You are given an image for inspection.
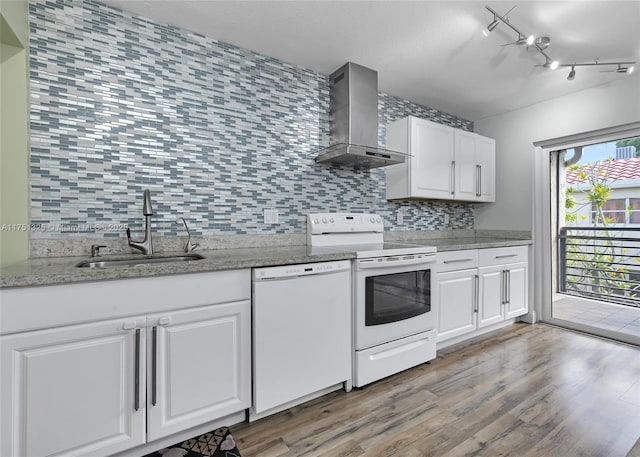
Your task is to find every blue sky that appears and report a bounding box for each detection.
[569,142,619,165]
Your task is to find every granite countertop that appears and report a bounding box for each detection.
[0,236,531,289]
[408,237,532,251]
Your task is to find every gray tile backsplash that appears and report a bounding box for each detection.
[28,0,474,241]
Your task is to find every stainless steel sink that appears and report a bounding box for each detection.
[76,253,205,268]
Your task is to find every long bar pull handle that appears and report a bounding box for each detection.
[476,165,481,197]
[451,161,456,195]
[501,270,507,305]
[474,274,479,313]
[444,258,474,264]
[507,270,511,304]
[495,254,518,259]
[477,165,482,197]
[152,326,158,407]
[134,328,140,411]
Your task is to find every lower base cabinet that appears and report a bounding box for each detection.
[0,317,147,457]
[0,270,250,457]
[436,246,529,343]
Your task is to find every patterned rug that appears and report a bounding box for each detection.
[144,427,241,457]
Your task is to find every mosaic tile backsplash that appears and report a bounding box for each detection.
[28,0,474,239]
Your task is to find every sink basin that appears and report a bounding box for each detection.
[76,253,205,268]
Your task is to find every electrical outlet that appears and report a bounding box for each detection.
[443,214,450,226]
[263,209,279,224]
[397,211,404,225]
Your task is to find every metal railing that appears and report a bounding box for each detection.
[559,226,640,308]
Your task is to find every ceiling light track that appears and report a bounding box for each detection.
[482,4,636,81]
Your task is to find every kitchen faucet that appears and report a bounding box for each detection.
[126,189,154,255]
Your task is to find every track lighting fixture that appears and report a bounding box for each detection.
[482,16,500,37]
[483,4,636,80]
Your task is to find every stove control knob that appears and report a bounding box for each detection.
[322,218,328,224]
[313,218,319,224]
[376,217,381,223]
[329,218,334,223]
[370,217,376,223]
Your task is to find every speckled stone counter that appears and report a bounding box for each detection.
[0,245,355,289]
[1,234,532,289]
[404,237,532,252]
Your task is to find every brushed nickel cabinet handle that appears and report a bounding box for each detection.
[134,328,140,411]
[444,258,474,264]
[474,274,479,313]
[152,326,158,407]
[451,161,456,195]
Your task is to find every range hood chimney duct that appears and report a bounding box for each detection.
[315,62,407,169]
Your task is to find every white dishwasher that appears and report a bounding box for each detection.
[250,260,352,421]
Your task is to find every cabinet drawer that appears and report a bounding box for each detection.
[478,246,528,267]
[437,250,478,272]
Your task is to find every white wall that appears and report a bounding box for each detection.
[474,76,640,231]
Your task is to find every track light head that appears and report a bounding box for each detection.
[482,17,500,37]
[515,34,535,46]
[535,36,551,49]
[567,66,576,80]
[544,60,559,70]
[616,64,629,73]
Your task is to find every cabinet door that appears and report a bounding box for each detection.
[411,118,455,199]
[504,262,529,319]
[478,265,505,328]
[476,135,496,202]
[454,129,478,201]
[0,317,146,457]
[147,301,251,441]
[436,269,477,342]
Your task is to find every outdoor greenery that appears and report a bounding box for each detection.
[563,159,639,304]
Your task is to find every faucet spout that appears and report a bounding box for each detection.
[127,190,154,255]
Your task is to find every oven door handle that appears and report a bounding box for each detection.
[357,256,436,270]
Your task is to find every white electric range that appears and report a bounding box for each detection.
[308,213,437,387]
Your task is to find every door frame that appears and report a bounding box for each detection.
[532,122,640,345]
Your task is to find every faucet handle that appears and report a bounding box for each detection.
[176,217,198,253]
[91,244,107,257]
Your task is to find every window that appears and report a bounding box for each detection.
[592,198,640,225]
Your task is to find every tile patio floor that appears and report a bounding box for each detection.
[553,294,640,338]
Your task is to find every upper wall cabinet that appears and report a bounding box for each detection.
[386,116,495,202]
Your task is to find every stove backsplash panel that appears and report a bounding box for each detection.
[28,0,474,239]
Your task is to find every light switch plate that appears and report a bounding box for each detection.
[263,209,279,224]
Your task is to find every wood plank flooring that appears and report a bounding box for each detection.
[232,323,640,457]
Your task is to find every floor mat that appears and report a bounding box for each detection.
[144,427,241,457]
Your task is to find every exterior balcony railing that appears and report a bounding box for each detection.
[559,226,640,308]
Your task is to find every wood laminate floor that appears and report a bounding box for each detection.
[232,323,640,457]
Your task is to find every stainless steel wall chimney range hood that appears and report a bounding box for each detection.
[315,62,407,169]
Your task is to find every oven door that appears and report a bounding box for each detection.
[354,256,436,350]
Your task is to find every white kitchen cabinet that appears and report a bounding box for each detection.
[386,116,495,202]
[147,301,250,441]
[436,268,478,342]
[0,316,147,457]
[504,262,528,319]
[454,129,495,202]
[478,265,506,328]
[0,270,251,457]
[436,246,529,345]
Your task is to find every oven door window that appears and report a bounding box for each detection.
[365,270,431,326]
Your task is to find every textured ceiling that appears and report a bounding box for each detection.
[100,1,640,122]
